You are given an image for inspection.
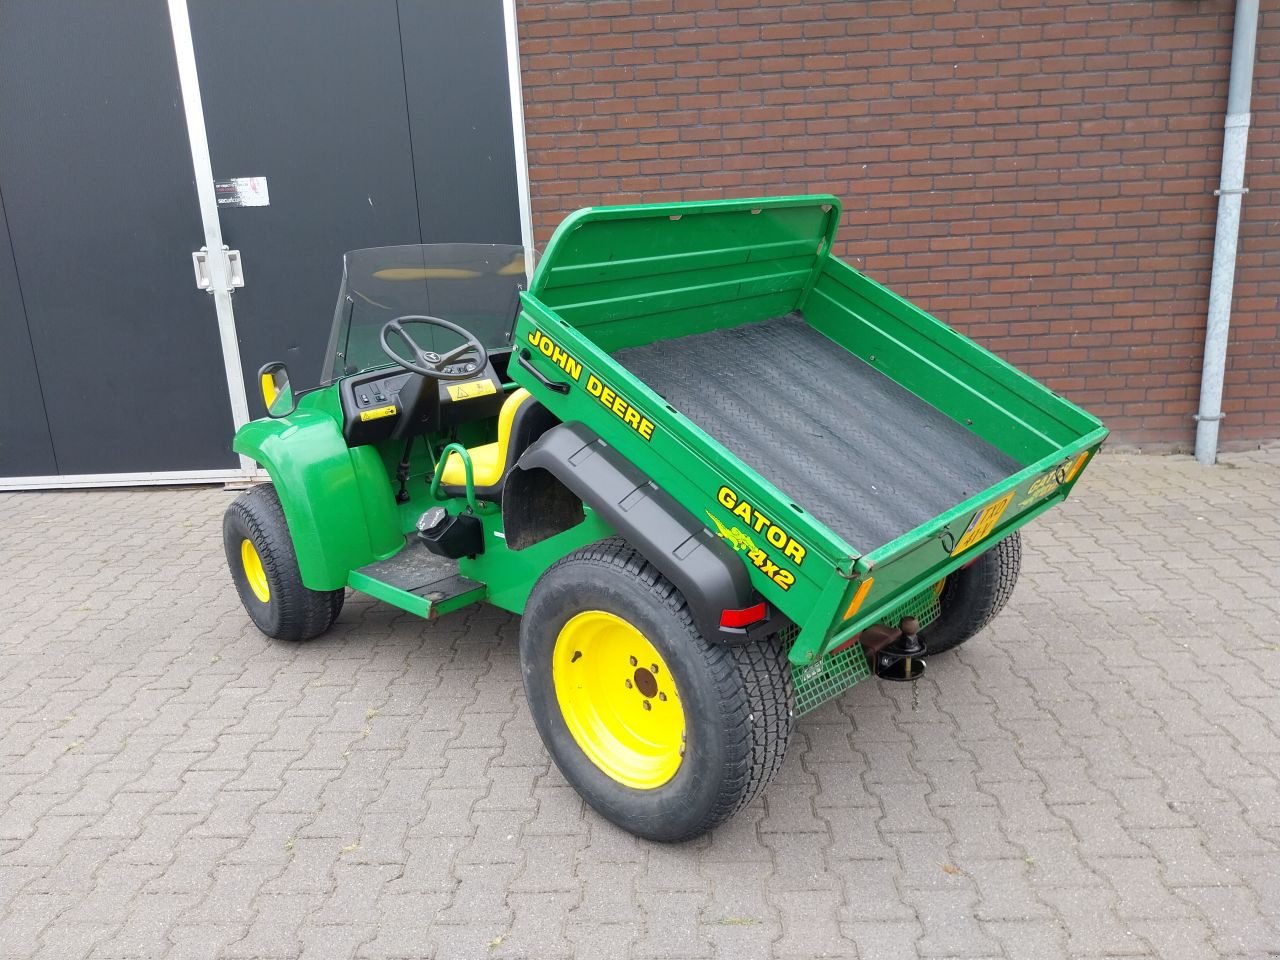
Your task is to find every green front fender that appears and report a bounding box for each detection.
[233,410,403,590]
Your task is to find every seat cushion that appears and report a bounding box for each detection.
[438,389,553,496]
[441,442,502,487]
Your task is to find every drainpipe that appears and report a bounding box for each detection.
[1194,0,1260,465]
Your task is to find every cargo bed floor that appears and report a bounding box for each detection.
[613,314,1024,551]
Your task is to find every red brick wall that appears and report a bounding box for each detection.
[516,0,1278,451]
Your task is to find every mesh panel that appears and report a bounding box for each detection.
[793,638,871,715]
[788,582,943,716]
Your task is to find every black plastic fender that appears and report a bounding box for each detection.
[513,422,775,644]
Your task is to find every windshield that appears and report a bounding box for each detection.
[322,243,526,384]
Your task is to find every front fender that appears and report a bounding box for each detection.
[233,411,402,590]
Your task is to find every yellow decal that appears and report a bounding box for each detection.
[705,511,757,554]
[373,267,481,281]
[359,404,398,422]
[1018,451,1091,507]
[446,379,497,401]
[716,486,806,565]
[525,327,655,442]
[526,329,584,381]
[951,491,1015,556]
[746,547,795,591]
[1064,450,1090,483]
[706,506,798,593]
[1026,466,1068,501]
[585,374,655,441]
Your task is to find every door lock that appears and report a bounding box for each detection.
[192,246,245,292]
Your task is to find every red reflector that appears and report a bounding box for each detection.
[720,602,767,629]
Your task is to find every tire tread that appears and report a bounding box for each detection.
[529,537,793,840]
[224,484,344,642]
[922,530,1022,655]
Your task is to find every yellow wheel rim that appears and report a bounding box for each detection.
[552,610,684,790]
[240,538,270,603]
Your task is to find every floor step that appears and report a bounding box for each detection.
[349,538,485,616]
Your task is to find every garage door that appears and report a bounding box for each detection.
[0,0,527,485]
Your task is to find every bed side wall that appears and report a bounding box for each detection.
[805,258,1104,465]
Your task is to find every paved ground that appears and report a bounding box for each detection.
[1,449,1277,960]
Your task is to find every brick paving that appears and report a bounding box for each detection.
[1,449,1277,959]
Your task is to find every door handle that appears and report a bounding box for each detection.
[192,246,245,293]
[517,349,570,394]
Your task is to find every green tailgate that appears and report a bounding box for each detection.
[515,196,1106,667]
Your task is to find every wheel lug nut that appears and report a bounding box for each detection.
[642,700,651,711]
[625,680,633,689]
[651,664,659,674]
[658,692,667,702]
[629,656,637,666]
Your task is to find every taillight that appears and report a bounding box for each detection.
[720,602,767,629]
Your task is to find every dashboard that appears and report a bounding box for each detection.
[339,361,506,446]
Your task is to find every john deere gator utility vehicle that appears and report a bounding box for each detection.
[224,196,1107,841]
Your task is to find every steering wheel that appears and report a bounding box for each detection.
[379,315,489,381]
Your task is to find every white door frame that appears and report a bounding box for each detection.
[0,468,250,491]
[503,0,536,280]
[167,0,255,478]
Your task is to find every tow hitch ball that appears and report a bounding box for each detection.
[873,617,926,682]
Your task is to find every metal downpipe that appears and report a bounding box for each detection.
[1194,0,1260,465]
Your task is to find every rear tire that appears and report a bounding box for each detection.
[921,530,1021,656]
[223,484,345,641]
[520,538,792,842]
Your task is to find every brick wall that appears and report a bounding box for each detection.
[516,0,1278,451]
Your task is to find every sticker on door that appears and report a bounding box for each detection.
[214,176,270,207]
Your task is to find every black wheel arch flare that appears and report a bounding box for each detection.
[509,422,777,644]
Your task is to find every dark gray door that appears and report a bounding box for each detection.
[191,0,521,415]
[0,0,238,477]
[0,190,56,477]
[400,0,522,243]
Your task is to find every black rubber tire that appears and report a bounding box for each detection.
[520,538,793,842]
[223,484,345,642]
[921,530,1022,656]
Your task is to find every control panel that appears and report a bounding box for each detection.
[350,372,413,417]
[339,363,506,447]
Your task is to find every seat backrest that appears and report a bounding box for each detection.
[499,390,559,480]
[491,389,532,469]
[456,388,557,496]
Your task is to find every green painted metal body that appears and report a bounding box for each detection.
[232,388,403,590]
[231,195,1105,666]
[232,371,615,616]
[512,195,1107,667]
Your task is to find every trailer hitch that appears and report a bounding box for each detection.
[868,617,927,682]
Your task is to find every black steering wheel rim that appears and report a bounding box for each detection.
[379,314,489,381]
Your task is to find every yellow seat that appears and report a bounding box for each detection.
[440,389,532,489]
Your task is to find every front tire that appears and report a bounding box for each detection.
[223,484,344,641]
[520,539,792,842]
[921,530,1022,656]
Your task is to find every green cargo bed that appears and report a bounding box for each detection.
[513,195,1107,673]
